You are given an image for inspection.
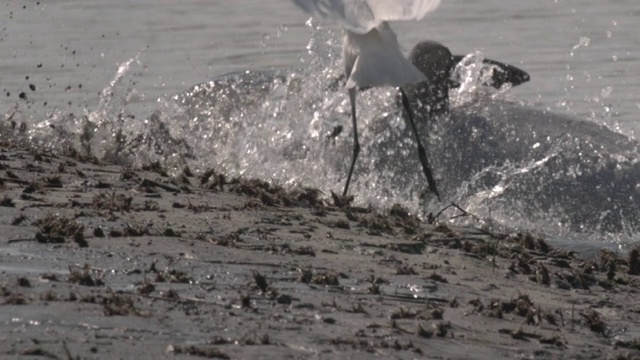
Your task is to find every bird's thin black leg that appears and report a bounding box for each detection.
[343,87,360,197]
[400,88,441,201]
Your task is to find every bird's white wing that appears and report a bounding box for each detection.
[291,0,440,33]
[367,0,441,22]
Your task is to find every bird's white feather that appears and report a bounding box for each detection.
[291,0,440,33]
[344,23,426,88]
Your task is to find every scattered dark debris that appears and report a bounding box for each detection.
[239,293,252,309]
[122,223,150,237]
[468,298,484,313]
[276,294,293,305]
[350,302,367,314]
[510,255,533,275]
[168,344,230,359]
[487,299,503,319]
[417,323,433,338]
[252,271,269,293]
[227,177,324,209]
[329,337,420,354]
[240,333,276,346]
[515,294,535,317]
[136,279,156,295]
[103,293,141,316]
[449,298,460,308]
[41,273,59,282]
[40,290,58,302]
[429,307,445,320]
[323,317,337,324]
[359,212,394,236]
[433,223,455,237]
[163,228,179,237]
[5,169,19,179]
[330,191,354,208]
[200,168,226,191]
[0,196,15,207]
[291,187,324,208]
[11,213,27,225]
[526,306,542,326]
[298,269,340,286]
[142,161,168,177]
[386,242,426,255]
[499,327,541,341]
[535,263,551,285]
[558,269,595,290]
[20,348,59,358]
[140,178,179,193]
[517,233,536,250]
[537,238,552,253]
[109,229,123,237]
[172,201,186,209]
[161,288,180,300]
[614,338,640,351]
[17,276,31,287]
[391,306,444,321]
[44,175,63,188]
[231,178,276,198]
[292,245,316,257]
[544,312,558,326]
[4,293,28,305]
[333,219,350,229]
[426,272,448,283]
[93,227,105,238]
[581,309,607,337]
[396,264,418,275]
[154,268,192,284]
[93,191,132,212]
[600,249,619,280]
[391,307,419,320]
[25,163,45,172]
[389,203,421,234]
[95,181,112,189]
[212,232,241,247]
[22,181,45,194]
[67,264,104,287]
[120,167,139,182]
[34,213,86,247]
[433,321,451,337]
[367,282,381,295]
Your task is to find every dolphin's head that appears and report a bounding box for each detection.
[410,40,453,84]
[405,41,454,117]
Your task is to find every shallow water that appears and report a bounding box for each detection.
[1,1,639,248]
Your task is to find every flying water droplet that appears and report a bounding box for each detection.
[601,86,613,98]
[570,36,590,57]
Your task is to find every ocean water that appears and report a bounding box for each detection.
[1,1,639,248]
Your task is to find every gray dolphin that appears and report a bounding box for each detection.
[164,41,638,233]
[402,41,638,233]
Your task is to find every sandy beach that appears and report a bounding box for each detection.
[0,143,638,359]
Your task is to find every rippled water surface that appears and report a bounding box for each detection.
[1,0,639,248]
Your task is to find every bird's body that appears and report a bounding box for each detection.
[343,23,426,88]
[291,0,442,198]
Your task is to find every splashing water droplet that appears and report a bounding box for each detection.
[570,36,590,57]
[601,86,613,98]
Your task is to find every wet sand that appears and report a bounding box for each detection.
[1,144,639,359]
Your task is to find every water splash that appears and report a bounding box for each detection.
[8,24,639,247]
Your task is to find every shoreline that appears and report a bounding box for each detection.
[1,145,639,359]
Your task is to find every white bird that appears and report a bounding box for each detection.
[291,0,442,200]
